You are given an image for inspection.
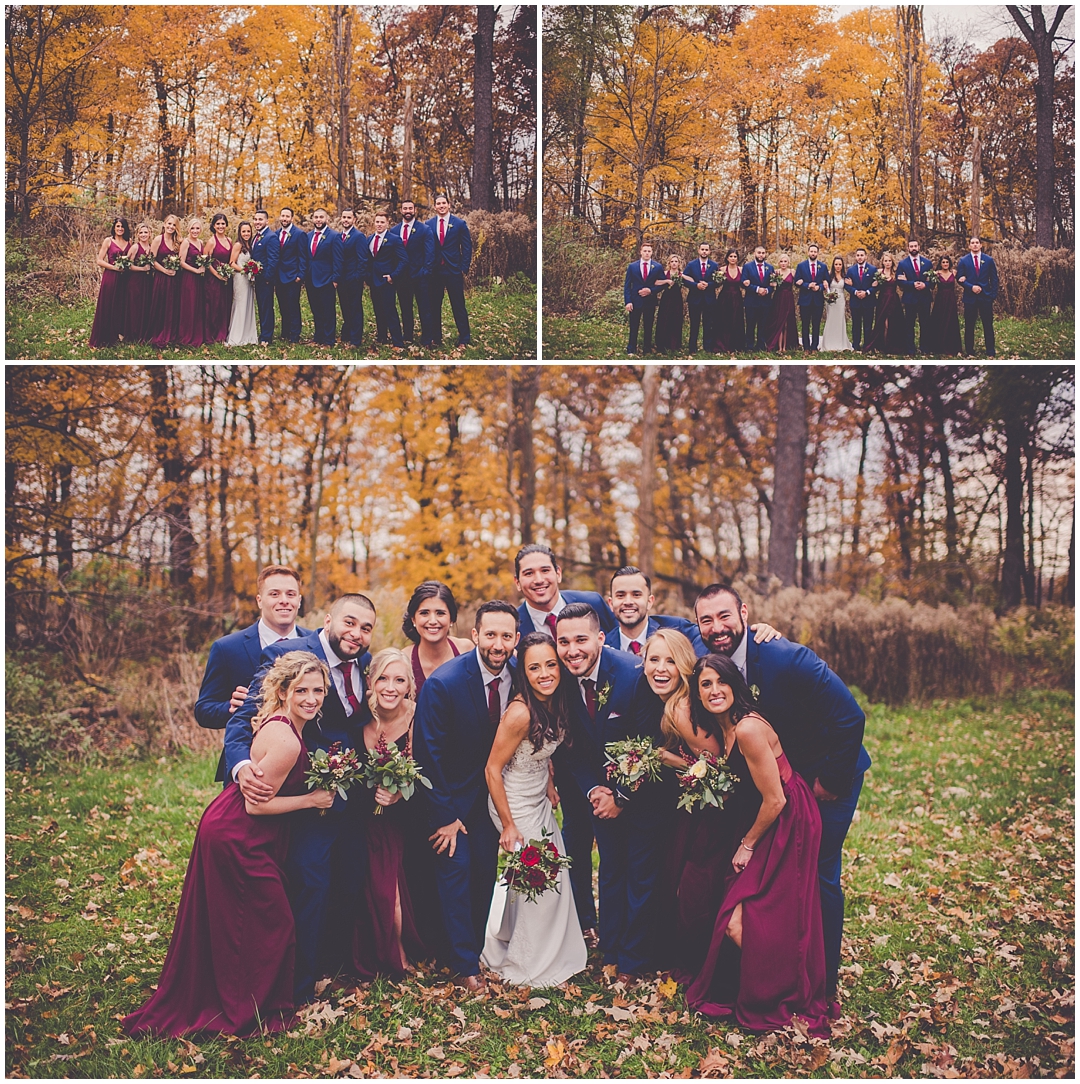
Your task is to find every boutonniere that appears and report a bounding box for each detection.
[750,684,761,701]
[597,682,613,711]
[363,665,371,681]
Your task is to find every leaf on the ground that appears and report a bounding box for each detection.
[425,1044,445,1060]
[657,977,678,999]
[883,871,903,888]
[699,1047,730,1077]
[527,997,550,1010]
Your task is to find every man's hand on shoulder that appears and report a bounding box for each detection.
[229,685,249,713]
[749,622,782,645]
[238,763,274,803]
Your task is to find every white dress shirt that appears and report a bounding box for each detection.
[618,627,648,654]
[731,628,749,683]
[476,647,512,717]
[257,619,301,651]
[525,593,567,636]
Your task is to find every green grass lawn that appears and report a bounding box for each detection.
[542,311,1075,361]
[5,690,1073,1078]
[7,281,537,361]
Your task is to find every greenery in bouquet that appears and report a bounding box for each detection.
[675,748,740,813]
[161,253,182,272]
[360,735,432,814]
[500,827,573,903]
[113,254,131,272]
[604,737,663,801]
[304,741,363,816]
[213,260,235,278]
[244,259,263,280]
[923,268,939,286]
[132,252,153,268]
[824,288,839,304]
[193,253,212,269]
[872,269,887,287]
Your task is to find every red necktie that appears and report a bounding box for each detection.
[374,235,381,255]
[701,261,706,276]
[975,255,980,275]
[582,678,597,721]
[913,256,919,274]
[439,219,446,246]
[859,265,864,282]
[758,263,764,282]
[641,261,647,281]
[403,224,409,246]
[339,661,362,717]
[487,677,501,727]
[280,229,286,245]
[811,262,816,280]
[312,230,320,255]
[545,613,557,638]
[629,641,641,656]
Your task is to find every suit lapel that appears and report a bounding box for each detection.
[744,636,761,689]
[464,651,489,731]
[243,623,261,670]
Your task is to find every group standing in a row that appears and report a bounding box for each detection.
[87,196,473,353]
[625,235,998,358]
[124,546,869,1043]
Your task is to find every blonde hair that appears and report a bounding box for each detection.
[881,250,896,270]
[252,650,330,732]
[162,215,180,241]
[187,217,204,232]
[642,628,698,747]
[667,254,682,270]
[366,647,416,714]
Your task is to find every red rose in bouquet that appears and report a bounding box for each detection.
[501,829,573,903]
[520,845,542,867]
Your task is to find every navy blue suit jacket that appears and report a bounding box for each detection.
[744,635,870,799]
[794,259,828,306]
[642,613,705,653]
[896,255,934,305]
[517,591,619,640]
[195,622,263,733]
[392,220,435,278]
[623,259,664,308]
[413,650,514,827]
[275,225,308,285]
[433,215,472,276]
[305,227,343,289]
[340,229,368,283]
[845,263,877,306]
[368,232,408,287]
[250,228,280,283]
[682,258,719,306]
[741,261,774,307]
[956,253,999,302]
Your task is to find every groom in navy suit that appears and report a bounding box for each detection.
[844,247,877,351]
[275,207,308,343]
[741,245,774,350]
[896,238,934,354]
[956,236,998,358]
[694,584,869,1007]
[413,600,518,992]
[623,242,664,355]
[555,603,662,982]
[250,209,280,343]
[195,565,305,782]
[305,208,342,345]
[794,244,827,351]
[226,594,376,1002]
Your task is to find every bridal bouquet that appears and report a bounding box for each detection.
[675,749,739,813]
[305,741,363,816]
[824,288,839,304]
[604,737,663,802]
[113,254,132,272]
[501,828,572,903]
[161,253,181,273]
[243,259,263,281]
[132,252,153,268]
[360,735,432,814]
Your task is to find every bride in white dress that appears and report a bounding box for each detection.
[226,221,259,346]
[820,255,852,352]
[482,633,587,988]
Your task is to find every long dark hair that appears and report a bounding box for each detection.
[210,212,228,232]
[402,580,459,644]
[237,221,253,255]
[689,653,758,738]
[725,247,739,264]
[512,632,573,752]
[112,217,131,242]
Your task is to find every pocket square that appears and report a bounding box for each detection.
[607,712,621,719]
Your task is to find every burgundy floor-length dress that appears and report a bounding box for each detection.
[686,723,830,1037]
[123,716,306,1037]
[409,639,461,699]
[352,729,435,978]
[150,240,182,347]
[203,235,234,343]
[713,269,745,352]
[654,280,684,353]
[863,278,906,354]
[765,274,798,352]
[88,240,127,348]
[123,243,155,344]
[176,240,207,347]
[927,275,962,356]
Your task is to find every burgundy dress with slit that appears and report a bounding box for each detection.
[765,273,798,352]
[203,235,234,343]
[176,240,206,347]
[927,274,962,356]
[150,239,182,347]
[686,720,830,1037]
[124,243,154,343]
[123,716,305,1037]
[88,240,127,348]
[713,268,745,352]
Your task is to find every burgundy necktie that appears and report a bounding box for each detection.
[374,235,381,255]
[582,678,597,720]
[701,261,706,276]
[280,229,286,245]
[859,265,864,282]
[439,219,446,246]
[975,255,980,275]
[403,223,409,246]
[339,661,362,717]
[487,677,501,727]
[641,261,647,281]
[629,641,641,656]
[312,230,321,255]
[758,262,765,283]
[545,613,557,638]
[811,262,816,280]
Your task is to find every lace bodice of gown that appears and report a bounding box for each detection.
[493,736,561,836]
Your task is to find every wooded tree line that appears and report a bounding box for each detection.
[7,364,1072,665]
[6,5,536,224]
[543,5,1073,253]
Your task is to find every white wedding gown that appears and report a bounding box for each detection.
[482,736,587,987]
[226,251,259,346]
[820,277,852,351]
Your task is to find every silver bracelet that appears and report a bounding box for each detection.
[739,839,754,851]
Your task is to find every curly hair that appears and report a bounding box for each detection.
[366,647,416,714]
[252,650,330,732]
[511,632,573,752]
[642,627,698,748]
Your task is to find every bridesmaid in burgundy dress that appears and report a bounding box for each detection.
[684,653,830,1037]
[713,248,745,352]
[863,252,906,354]
[353,648,433,978]
[203,213,234,343]
[124,651,335,1037]
[403,580,472,697]
[150,215,183,347]
[653,254,685,354]
[927,255,962,356]
[88,217,131,348]
[765,254,798,352]
[123,224,155,344]
[176,218,207,347]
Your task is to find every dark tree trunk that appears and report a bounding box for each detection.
[998,412,1025,613]
[1066,510,1075,606]
[510,367,541,543]
[768,366,807,586]
[736,108,757,248]
[472,6,497,210]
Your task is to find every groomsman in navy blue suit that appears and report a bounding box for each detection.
[512,543,618,946]
[195,565,305,782]
[413,600,519,992]
[682,243,719,353]
[227,594,375,1002]
[844,247,877,351]
[623,242,664,355]
[337,209,367,347]
[605,565,702,656]
[275,207,308,343]
[367,211,407,348]
[741,245,774,350]
[694,583,869,1008]
[392,200,436,346]
[956,236,998,357]
[305,208,342,345]
[430,194,473,347]
[794,244,827,351]
[555,603,661,982]
[896,238,935,354]
[250,209,280,343]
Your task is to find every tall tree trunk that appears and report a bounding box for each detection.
[926,382,961,594]
[896,5,924,236]
[998,410,1025,612]
[1024,440,1037,604]
[510,367,541,543]
[768,366,807,586]
[1066,508,1075,607]
[736,108,757,248]
[402,83,414,202]
[472,6,497,210]
[850,414,871,590]
[638,366,660,581]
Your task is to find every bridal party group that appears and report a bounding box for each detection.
[624,235,1000,358]
[87,197,473,353]
[123,547,869,1043]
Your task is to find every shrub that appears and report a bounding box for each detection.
[542,221,627,316]
[463,211,536,284]
[5,657,96,770]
